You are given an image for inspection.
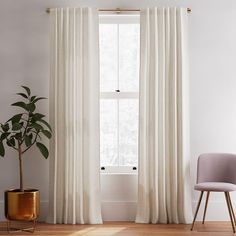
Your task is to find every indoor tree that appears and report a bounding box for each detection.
[0,86,52,192]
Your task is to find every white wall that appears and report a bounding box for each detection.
[1,0,236,222]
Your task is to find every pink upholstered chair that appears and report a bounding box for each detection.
[191,153,236,233]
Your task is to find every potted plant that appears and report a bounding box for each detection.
[0,86,52,231]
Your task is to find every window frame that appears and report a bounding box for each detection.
[99,14,140,174]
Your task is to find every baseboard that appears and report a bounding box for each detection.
[0,200,48,222]
[0,199,233,222]
[103,200,235,221]
[193,199,232,221]
[0,200,137,222]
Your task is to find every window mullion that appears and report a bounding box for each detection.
[100,92,139,99]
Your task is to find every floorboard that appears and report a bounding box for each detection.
[0,221,235,235]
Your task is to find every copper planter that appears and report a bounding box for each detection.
[5,189,39,221]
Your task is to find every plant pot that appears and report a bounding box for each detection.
[5,189,39,221]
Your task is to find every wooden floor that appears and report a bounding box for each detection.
[0,221,235,235]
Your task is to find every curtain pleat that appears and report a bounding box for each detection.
[136,7,192,224]
[47,7,102,224]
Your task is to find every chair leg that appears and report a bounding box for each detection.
[227,192,236,225]
[202,191,210,224]
[191,191,204,231]
[225,192,235,233]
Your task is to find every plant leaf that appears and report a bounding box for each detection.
[21,86,31,96]
[38,119,52,132]
[31,113,45,121]
[11,102,28,111]
[36,142,49,159]
[25,135,32,147]
[0,141,5,156]
[27,103,36,113]
[6,140,11,147]
[32,97,46,103]
[30,96,36,102]
[7,113,23,124]
[12,123,23,131]
[7,138,15,147]
[10,138,16,146]
[1,132,10,140]
[41,130,52,139]
[15,132,22,139]
[16,93,28,99]
[1,123,9,132]
[29,123,44,131]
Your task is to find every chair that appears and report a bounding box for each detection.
[191,153,236,233]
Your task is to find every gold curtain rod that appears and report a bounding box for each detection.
[46,7,192,14]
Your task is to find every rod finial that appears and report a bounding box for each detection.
[115,8,122,14]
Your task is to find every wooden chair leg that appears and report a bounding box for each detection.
[202,191,210,224]
[191,191,204,231]
[225,192,235,233]
[227,192,236,225]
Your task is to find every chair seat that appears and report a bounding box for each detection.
[194,182,236,192]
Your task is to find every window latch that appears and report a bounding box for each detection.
[101,167,105,170]
[115,89,120,92]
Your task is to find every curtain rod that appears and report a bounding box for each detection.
[46,7,192,14]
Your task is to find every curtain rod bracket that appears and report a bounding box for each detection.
[115,8,121,14]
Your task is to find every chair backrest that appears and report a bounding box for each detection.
[197,153,236,184]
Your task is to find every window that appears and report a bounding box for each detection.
[99,15,140,173]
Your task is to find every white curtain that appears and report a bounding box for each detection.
[136,7,192,224]
[47,8,102,224]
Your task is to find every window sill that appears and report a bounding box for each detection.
[100,172,138,175]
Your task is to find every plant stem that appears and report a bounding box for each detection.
[18,140,23,192]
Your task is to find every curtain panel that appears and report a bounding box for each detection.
[136,7,192,224]
[47,8,102,224]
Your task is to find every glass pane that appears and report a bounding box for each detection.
[119,24,140,92]
[99,24,118,92]
[119,99,139,166]
[100,100,118,166]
